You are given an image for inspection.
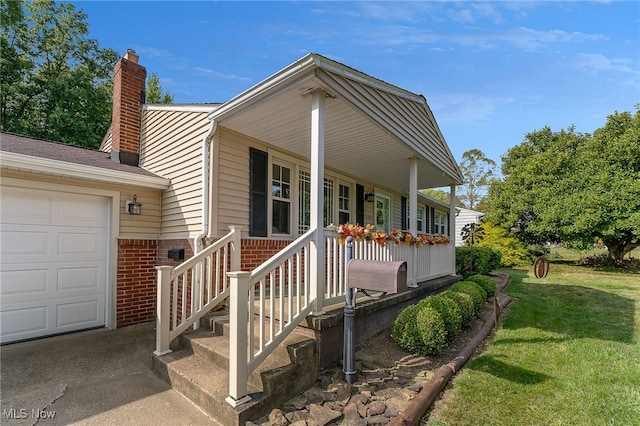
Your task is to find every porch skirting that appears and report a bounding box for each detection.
[301,274,461,369]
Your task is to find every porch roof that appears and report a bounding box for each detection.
[209,53,463,192]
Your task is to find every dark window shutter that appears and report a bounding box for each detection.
[401,196,407,230]
[431,207,436,234]
[356,184,364,225]
[249,148,268,237]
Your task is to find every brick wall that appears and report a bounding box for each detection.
[116,238,194,327]
[116,239,158,327]
[241,239,292,270]
[116,238,290,327]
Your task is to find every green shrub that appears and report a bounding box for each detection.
[466,275,497,298]
[441,290,475,328]
[455,246,502,277]
[416,304,447,355]
[449,280,487,314]
[419,293,462,340]
[476,223,533,267]
[487,249,502,272]
[392,304,422,352]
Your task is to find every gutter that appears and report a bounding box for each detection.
[194,119,217,254]
[0,152,170,189]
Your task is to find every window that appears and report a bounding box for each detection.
[324,178,334,227]
[298,173,338,234]
[298,170,311,234]
[375,194,390,232]
[417,206,425,233]
[434,211,448,235]
[250,148,353,237]
[339,184,350,225]
[404,200,425,233]
[272,163,291,234]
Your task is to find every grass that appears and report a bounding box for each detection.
[424,260,640,425]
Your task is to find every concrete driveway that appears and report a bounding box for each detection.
[1,322,219,425]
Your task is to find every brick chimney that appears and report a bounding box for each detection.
[111,49,146,165]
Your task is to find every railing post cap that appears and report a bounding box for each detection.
[226,270,251,278]
[155,265,173,271]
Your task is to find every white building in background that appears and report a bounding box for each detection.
[455,207,485,246]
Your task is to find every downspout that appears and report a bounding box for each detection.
[194,118,217,254]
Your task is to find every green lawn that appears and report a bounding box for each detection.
[424,261,640,425]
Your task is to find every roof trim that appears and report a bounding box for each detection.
[1,151,170,189]
[208,52,464,185]
[209,54,318,122]
[144,104,220,113]
[418,192,451,209]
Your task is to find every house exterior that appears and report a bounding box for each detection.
[455,207,486,246]
[0,50,463,348]
[0,132,169,343]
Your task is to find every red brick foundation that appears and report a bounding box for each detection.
[116,238,291,327]
[241,239,292,270]
[116,238,194,327]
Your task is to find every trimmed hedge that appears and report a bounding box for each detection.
[456,246,502,278]
[466,274,497,298]
[392,277,496,356]
[449,280,487,314]
[416,305,447,355]
[392,304,423,352]
[441,290,475,328]
[418,293,462,340]
[392,301,448,355]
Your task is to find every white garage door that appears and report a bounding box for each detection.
[1,187,109,344]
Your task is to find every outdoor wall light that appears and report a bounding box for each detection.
[364,191,375,203]
[126,194,142,215]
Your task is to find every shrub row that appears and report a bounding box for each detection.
[392,276,496,355]
[456,246,501,278]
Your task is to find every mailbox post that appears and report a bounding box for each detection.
[342,237,357,383]
[342,237,408,383]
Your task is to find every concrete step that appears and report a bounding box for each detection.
[152,313,318,425]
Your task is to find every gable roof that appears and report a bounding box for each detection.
[1,132,168,188]
[209,53,463,190]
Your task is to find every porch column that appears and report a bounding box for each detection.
[408,157,418,287]
[310,90,325,314]
[449,184,456,274]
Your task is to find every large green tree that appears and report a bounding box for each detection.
[1,0,119,148]
[487,110,640,262]
[458,149,496,211]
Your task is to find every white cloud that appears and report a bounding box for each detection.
[574,53,635,74]
[193,67,252,82]
[428,93,515,124]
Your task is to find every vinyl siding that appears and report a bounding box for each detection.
[140,109,211,239]
[215,128,254,236]
[455,208,485,247]
[130,100,459,243]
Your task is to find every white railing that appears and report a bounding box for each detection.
[154,225,454,405]
[226,228,317,407]
[154,227,241,355]
[322,230,454,301]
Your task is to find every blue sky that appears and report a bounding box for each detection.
[73,1,639,168]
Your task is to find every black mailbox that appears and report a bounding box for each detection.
[346,259,407,294]
[168,248,185,260]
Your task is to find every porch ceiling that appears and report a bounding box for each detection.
[211,54,463,193]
